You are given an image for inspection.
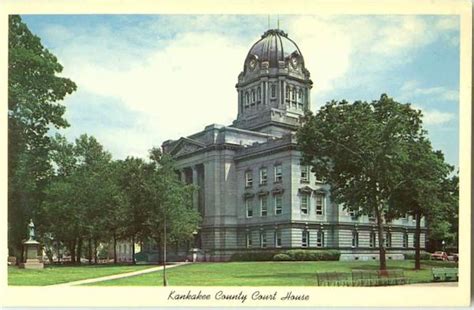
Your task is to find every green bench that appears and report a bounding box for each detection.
[432,267,458,282]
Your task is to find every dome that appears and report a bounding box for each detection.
[245,29,304,69]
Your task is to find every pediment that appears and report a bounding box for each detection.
[169,137,206,157]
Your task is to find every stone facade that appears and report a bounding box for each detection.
[159,29,426,261]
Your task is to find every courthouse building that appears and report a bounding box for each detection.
[158,29,425,261]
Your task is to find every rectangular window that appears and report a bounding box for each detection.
[385,232,392,248]
[246,232,252,248]
[274,230,282,248]
[246,199,253,218]
[300,165,309,183]
[260,196,268,217]
[274,195,283,215]
[315,174,323,183]
[316,230,324,247]
[300,194,309,215]
[315,194,325,215]
[245,171,253,187]
[368,213,376,222]
[403,233,408,248]
[274,164,282,182]
[352,231,359,248]
[271,84,276,97]
[302,231,309,247]
[369,232,376,248]
[260,231,267,248]
[259,168,267,185]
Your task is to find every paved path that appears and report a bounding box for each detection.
[48,262,188,287]
[400,281,458,287]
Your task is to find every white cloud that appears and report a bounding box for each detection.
[400,80,458,102]
[36,15,459,159]
[419,109,455,125]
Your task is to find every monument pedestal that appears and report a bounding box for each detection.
[19,240,44,269]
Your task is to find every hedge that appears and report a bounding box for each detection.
[230,249,340,262]
[404,252,431,260]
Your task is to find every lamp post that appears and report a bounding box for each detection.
[442,240,446,252]
[192,230,198,263]
[163,208,168,286]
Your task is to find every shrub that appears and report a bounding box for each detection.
[273,253,292,261]
[230,251,279,261]
[284,250,340,261]
[404,252,431,260]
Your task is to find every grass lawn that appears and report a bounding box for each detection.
[88,260,457,286]
[8,264,154,286]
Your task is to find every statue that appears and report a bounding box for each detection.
[28,219,35,241]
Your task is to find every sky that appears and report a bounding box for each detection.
[21,14,460,168]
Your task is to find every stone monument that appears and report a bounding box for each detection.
[19,219,44,269]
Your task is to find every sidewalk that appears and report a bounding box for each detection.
[48,262,188,287]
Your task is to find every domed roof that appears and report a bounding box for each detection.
[246,29,304,68]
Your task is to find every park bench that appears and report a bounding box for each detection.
[352,269,406,286]
[316,272,352,286]
[432,267,458,282]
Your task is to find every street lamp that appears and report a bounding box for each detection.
[442,240,446,252]
[192,230,198,263]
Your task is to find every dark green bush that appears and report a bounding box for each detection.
[404,252,431,260]
[273,253,292,261]
[285,249,340,261]
[230,251,279,261]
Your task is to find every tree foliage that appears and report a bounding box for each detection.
[8,15,77,257]
[297,94,426,270]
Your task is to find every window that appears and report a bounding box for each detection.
[403,232,408,248]
[285,86,290,99]
[260,231,267,248]
[245,92,249,105]
[246,199,253,218]
[315,194,325,215]
[316,230,324,247]
[271,84,276,97]
[292,87,296,101]
[368,213,376,222]
[369,231,376,248]
[385,232,392,248]
[257,88,261,100]
[274,164,282,183]
[274,195,282,215]
[252,90,255,103]
[300,194,309,215]
[259,168,267,185]
[315,174,323,183]
[274,230,282,248]
[260,196,268,217]
[245,170,253,187]
[302,231,309,247]
[402,213,409,220]
[246,232,252,248]
[298,89,303,99]
[300,165,309,183]
[352,231,359,248]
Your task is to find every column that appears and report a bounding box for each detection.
[192,165,199,210]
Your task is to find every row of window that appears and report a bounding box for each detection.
[245,230,412,248]
[246,195,283,217]
[352,231,410,248]
[242,84,305,109]
[245,230,325,248]
[245,165,282,187]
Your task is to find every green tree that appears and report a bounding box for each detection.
[297,94,424,271]
[145,148,201,263]
[387,138,454,269]
[8,15,76,259]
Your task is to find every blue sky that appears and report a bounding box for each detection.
[21,14,460,168]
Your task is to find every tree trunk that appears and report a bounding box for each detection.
[94,239,98,264]
[414,212,422,270]
[375,207,387,272]
[131,235,136,265]
[113,233,117,264]
[88,238,92,264]
[76,238,83,264]
[70,239,76,264]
